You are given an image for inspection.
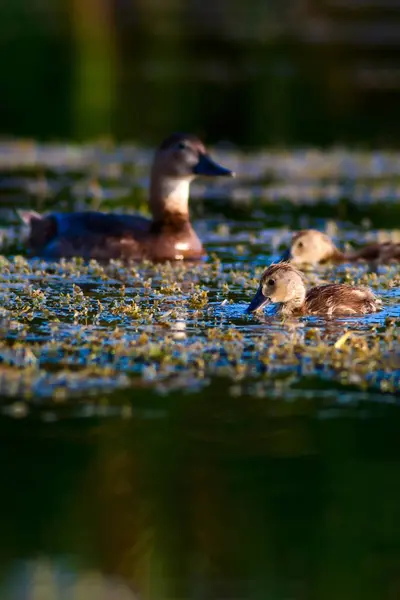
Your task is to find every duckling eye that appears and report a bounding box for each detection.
[268,278,275,286]
[177,141,187,150]
[297,241,303,249]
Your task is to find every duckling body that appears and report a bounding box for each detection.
[20,133,234,261]
[247,263,381,317]
[283,229,400,265]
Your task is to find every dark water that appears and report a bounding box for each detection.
[2,390,400,600]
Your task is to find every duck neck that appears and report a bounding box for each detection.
[327,247,346,263]
[149,175,193,230]
[279,289,307,316]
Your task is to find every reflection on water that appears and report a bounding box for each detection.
[1,390,400,600]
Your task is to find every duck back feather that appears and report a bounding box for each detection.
[304,284,381,316]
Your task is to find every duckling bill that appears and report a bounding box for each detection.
[19,133,234,261]
[282,229,400,265]
[247,286,271,313]
[247,263,382,317]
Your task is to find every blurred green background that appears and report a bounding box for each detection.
[3,0,400,146]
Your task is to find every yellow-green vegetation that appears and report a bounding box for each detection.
[0,142,400,416]
[0,253,397,416]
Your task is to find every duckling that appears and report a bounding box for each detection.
[247,263,381,317]
[281,229,400,265]
[19,133,234,261]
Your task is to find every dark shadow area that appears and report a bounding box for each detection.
[1,385,400,598]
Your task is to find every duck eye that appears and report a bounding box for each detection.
[268,278,275,286]
[177,141,187,150]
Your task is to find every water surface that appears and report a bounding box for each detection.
[0,143,399,599]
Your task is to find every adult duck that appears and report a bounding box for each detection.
[247,263,381,317]
[281,229,400,265]
[19,133,234,261]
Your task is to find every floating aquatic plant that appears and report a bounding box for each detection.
[0,142,399,417]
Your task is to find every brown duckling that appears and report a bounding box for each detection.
[282,229,400,265]
[247,263,382,317]
[19,133,234,261]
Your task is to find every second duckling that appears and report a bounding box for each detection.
[247,263,382,317]
[282,229,400,265]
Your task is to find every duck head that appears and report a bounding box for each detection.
[247,263,306,313]
[150,133,234,221]
[281,229,338,265]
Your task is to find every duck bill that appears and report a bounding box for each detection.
[246,287,270,313]
[193,153,234,177]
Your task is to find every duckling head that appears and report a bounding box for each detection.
[283,229,338,265]
[247,263,306,313]
[150,133,234,220]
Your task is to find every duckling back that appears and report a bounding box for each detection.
[347,242,400,263]
[305,284,382,316]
